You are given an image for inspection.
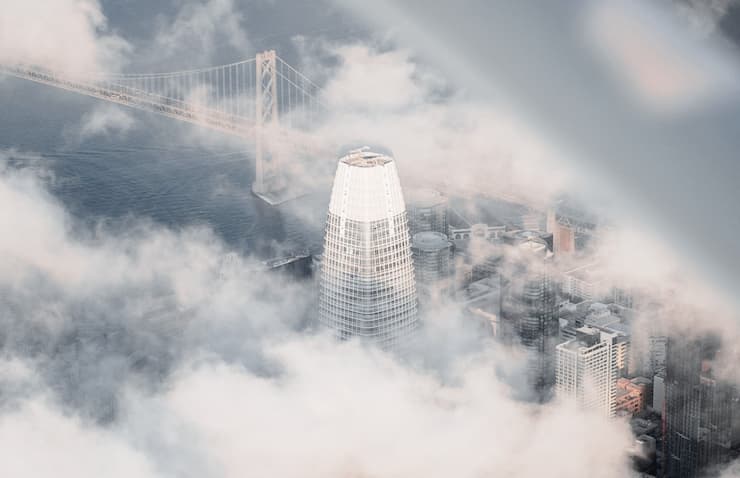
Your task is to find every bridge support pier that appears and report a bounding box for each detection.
[252,50,286,204]
[3,50,323,206]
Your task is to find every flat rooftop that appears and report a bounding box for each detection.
[564,262,605,283]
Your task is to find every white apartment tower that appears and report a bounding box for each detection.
[556,326,617,418]
[318,147,419,349]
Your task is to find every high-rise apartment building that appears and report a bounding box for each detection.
[582,306,632,378]
[317,147,419,349]
[555,326,617,418]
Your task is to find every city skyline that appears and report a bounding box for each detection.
[1,1,740,477]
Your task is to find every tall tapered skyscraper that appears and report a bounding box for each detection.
[318,147,419,349]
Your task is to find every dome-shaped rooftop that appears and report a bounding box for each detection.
[412,231,451,252]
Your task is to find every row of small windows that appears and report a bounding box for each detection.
[324,227,410,245]
[319,311,418,328]
[321,251,411,267]
[333,320,417,343]
[323,235,409,252]
[320,210,419,347]
[319,296,417,317]
[325,214,410,238]
[319,292,416,312]
[321,268,415,283]
[321,311,418,333]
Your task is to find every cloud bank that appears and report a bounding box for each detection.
[2,0,740,476]
[0,152,637,477]
[0,0,130,75]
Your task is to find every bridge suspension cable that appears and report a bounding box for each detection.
[95,58,257,79]
[0,50,330,204]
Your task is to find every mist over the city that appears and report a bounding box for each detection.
[1,1,740,477]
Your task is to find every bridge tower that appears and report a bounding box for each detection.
[253,50,281,201]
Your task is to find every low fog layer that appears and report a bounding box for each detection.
[0,153,638,477]
[1,0,740,477]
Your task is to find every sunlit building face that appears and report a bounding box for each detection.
[318,148,419,350]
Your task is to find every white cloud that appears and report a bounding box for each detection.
[0,150,636,478]
[584,1,740,114]
[323,45,428,111]
[674,0,739,35]
[2,3,740,475]
[0,400,161,478]
[719,458,740,477]
[308,42,570,206]
[0,0,130,75]
[75,104,135,141]
[119,340,633,478]
[149,0,250,67]
[307,40,740,352]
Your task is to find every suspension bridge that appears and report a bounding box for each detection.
[0,51,329,204]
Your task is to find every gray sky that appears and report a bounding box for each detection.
[334,0,740,311]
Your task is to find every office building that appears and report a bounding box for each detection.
[501,232,559,400]
[521,210,544,231]
[406,188,449,237]
[653,374,666,413]
[583,305,632,378]
[546,198,599,255]
[562,262,607,303]
[317,147,419,349]
[616,377,652,416]
[547,207,575,254]
[411,231,453,302]
[462,275,502,338]
[649,335,668,377]
[450,223,506,243]
[665,336,740,477]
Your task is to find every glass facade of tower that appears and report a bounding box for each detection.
[411,231,453,301]
[318,148,419,349]
[665,336,740,478]
[501,234,558,401]
[407,188,449,237]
